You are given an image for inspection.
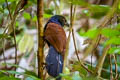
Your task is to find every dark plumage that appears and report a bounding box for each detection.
[44,15,69,80]
[46,46,63,80]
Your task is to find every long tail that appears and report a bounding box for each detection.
[45,46,63,80]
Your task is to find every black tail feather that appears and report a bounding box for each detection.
[45,46,63,80]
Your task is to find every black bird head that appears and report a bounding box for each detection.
[47,15,69,27]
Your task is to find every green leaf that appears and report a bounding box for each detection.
[3,63,25,70]
[0,70,40,80]
[72,62,87,77]
[117,62,120,67]
[0,70,22,75]
[116,23,120,29]
[78,29,85,36]
[0,0,16,4]
[24,74,40,80]
[106,37,120,45]
[0,6,4,13]
[32,15,37,22]
[101,28,120,38]
[7,0,16,2]
[82,76,97,80]
[89,5,110,19]
[64,67,70,74]
[0,76,20,80]
[44,8,54,15]
[25,77,34,80]
[118,2,120,10]
[108,47,120,54]
[24,71,37,78]
[23,12,31,20]
[0,0,5,4]
[7,71,23,75]
[83,28,99,39]
[16,21,19,27]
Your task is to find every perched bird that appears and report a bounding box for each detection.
[44,15,69,80]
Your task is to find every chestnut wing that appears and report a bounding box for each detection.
[44,23,66,53]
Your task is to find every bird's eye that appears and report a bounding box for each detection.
[62,19,66,23]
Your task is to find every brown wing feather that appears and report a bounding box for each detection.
[44,23,66,54]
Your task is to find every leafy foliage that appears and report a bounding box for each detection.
[0,0,120,80]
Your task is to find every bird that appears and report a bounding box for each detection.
[44,15,69,80]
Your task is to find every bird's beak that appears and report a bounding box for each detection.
[65,22,69,27]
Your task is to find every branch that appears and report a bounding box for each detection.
[4,0,27,34]
[37,0,44,79]
[5,0,18,71]
[0,54,23,62]
[62,4,73,80]
[72,4,94,74]
[5,0,12,20]
[5,0,27,71]
[95,45,111,77]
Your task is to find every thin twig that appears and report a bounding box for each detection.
[62,4,73,80]
[5,0,12,20]
[72,29,93,74]
[113,54,118,79]
[13,23,17,70]
[2,39,7,69]
[3,0,13,34]
[109,55,113,80]
[91,52,93,70]
[5,0,27,70]
[84,62,116,75]
[72,29,80,61]
[71,6,80,62]
[72,5,94,74]
[0,54,23,61]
